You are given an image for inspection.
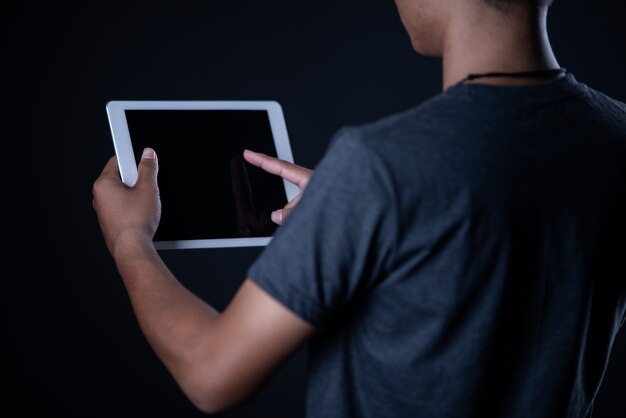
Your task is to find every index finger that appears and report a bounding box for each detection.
[243,150,312,190]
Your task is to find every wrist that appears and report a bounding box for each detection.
[110,229,156,265]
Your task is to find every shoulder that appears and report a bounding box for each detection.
[578,83,626,132]
[330,93,453,158]
[580,82,626,111]
[312,102,449,203]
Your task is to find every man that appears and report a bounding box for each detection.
[93,0,626,416]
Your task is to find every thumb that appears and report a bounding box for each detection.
[137,147,158,186]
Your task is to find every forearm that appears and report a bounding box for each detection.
[112,234,219,389]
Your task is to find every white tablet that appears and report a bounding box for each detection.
[106,100,299,250]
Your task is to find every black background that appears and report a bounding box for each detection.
[4,1,625,417]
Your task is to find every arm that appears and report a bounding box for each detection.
[93,149,315,413]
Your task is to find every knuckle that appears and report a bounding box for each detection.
[92,175,114,195]
[92,179,103,195]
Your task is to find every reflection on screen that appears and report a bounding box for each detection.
[125,110,288,241]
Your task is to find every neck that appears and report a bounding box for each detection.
[442,4,560,90]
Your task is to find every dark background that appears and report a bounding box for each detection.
[3,0,625,417]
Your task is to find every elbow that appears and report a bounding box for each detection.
[188,392,223,415]
[179,369,249,414]
[184,381,230,415]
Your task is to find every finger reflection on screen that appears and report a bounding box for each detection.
[230,154,276,237]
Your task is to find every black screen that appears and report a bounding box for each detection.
[125,109,288,241]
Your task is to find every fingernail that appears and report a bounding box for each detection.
[142,148,156,160]
[271,210,283,223]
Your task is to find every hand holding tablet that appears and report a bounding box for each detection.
[105,100,302,250]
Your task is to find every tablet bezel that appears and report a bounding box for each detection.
[105,100,299,250]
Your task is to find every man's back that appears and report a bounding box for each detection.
[248,73,626,417]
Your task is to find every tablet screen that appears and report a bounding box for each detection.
[125,110,288,241]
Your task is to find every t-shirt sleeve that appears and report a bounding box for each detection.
[247,127,398,329]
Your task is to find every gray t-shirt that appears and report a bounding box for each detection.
[247,73,626,418]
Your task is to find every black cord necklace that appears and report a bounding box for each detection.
[459,68,567,84]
